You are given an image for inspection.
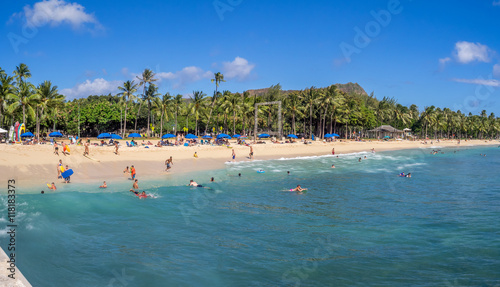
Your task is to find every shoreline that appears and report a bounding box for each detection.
[0,139,497,192]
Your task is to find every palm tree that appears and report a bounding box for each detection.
[301,87,318,138]
[117,80,138,137]
[0,75,15,127]
[172,94,183,134]
[206,72,225,133]
[421,106,436,139]
[14,63,31,87]
[153,92,172,137]
[190,91,206,136]
[225,92,241,135]
[144,84,160,136]
[8,82,38,124]
[35,81,64,139]
[135,69,157,135]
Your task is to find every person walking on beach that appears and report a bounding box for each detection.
[165,158,173,172]
[232,149,236,161]
[62,142,70,156]
[83,138,90,156]
[332,148,335,155]
[57,159,63,179]
[130,165,136,180]
[64,165,71,183]
[54,142,59,155]
[114,141,120,155]
[249,146,254,159]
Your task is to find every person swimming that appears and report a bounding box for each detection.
[291,185,307,194]
[331,164,335,168]
[99,181,107,188]
[210,177,215,182]
[238,173,241,177]
[130,189,148,198]
[189,180,203,187]
[48,182,56,190]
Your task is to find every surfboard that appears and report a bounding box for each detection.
[61,169,73,178]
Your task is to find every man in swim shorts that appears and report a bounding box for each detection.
[49,182,56,190]
[100,181,107,188]
[133,179,139,190]
[54,142,59,155]
[131,165,136,180]
[232,149,235,161]
[189,180,203,187]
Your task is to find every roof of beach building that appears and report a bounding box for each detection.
[368,125,404,133]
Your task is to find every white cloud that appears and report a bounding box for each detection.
[452,78,500,87]
[222,57,255,81]
[13,0,101,30]
[493,64,500,78]
[156,66,212,89]
[438,57,451,70]
[453,41,492,64]
[61,78,120,99]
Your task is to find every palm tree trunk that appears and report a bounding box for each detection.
[135,102,143,132]
[292,111,296,135]
[123,103,128,138]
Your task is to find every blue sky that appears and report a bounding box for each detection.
[1,0,500,115]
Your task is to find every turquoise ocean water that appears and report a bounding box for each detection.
[1,145,500,286]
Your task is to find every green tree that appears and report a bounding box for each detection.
[35,81,64,139]
[117,80,138,137]
[190,91,206,136]
[206,72,225,132]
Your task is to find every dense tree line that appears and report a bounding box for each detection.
[1,63,499,139]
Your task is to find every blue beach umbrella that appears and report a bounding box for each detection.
[48,131,63,137]
[332,133,340,137]
[232,134,241,138]
[324,133,333,138]
[287,134,298,139]
[202,135,213,139]
[97,133,112,139]
[20,132,34,137]
[217,133,231,139]
[258,133,270,138]
[111,134,122,139]
[185,133,198,139]
[128,133,142,138]
[162,133,176,139]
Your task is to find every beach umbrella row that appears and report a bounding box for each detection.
[128,133,142,138]
[287,134,298,139]
[324,133,340,138]
[49,131,63,137]
[258,134,270,138]
[97,133,122,139]
[20,132,34,138]
[217,133,231,139]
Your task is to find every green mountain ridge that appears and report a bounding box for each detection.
[246,82,368,97]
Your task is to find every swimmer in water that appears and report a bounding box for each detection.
[133,179,139,189]
[287,171,290,175]
[238,173,241,177]
[99,181,107,188]
[291,185,307,194]
[399,172,405,177]
[48,182,56,190]
[189,180,203,187]
[406,173,412,178]
[210,177,215,182]
[331,164,335,168]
